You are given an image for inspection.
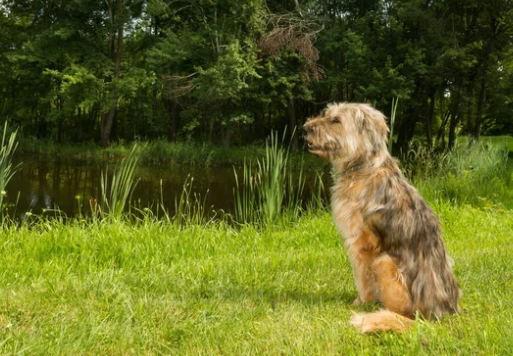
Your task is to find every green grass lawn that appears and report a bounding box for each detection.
[1,205,512,355]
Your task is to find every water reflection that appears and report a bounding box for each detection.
[6,157,328,221]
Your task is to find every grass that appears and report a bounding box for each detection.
[172,175,213,227]
[0,206,512,355]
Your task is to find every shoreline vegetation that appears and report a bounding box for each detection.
[1,134,513,354]
[16,134,513,166]
[15,137,326,169]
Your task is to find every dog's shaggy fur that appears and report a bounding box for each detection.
[303,102,461,333]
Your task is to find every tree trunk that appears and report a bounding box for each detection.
[36,111,47,140]
[101,103,117,147]
[466,83,475,143]
[448,110,459,151]
[101,0,124,148]
[436,89,449,150]
[448,80,464,150]
[396,80,424,153]
[473,77,487,140]
[335,82,344,102]
[424,91,435,148]
[396,109,418,153]
[208,114,214,143]
[168,93,178,142]
[56,98,63,143]
[222,126,231,149]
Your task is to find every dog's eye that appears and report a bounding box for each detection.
[332,117,341,124]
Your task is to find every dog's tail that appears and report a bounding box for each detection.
[350,310,414,333]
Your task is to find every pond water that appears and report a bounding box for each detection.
[5,157,329,221]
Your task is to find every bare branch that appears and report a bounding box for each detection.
[258,11,324,81]
[163,72,199,97]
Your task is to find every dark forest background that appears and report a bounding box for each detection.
[1,0,512,151]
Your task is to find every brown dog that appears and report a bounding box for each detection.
[303,103,461,333]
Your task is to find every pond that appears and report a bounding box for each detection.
[5,157,329,221]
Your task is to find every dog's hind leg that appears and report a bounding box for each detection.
[371,254,413,316]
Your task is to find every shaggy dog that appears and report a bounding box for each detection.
[303,103,461,333]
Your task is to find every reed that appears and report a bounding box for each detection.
[0,123,20,220]
[388,97,398,154]
[233,159,257,224]
[307,170,327,211]
[233,130,308,226]
[257,131,290,225]
[173,174,212,226]
[97,144,142,220]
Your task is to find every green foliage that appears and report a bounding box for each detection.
[60,65,102,110]
[194,41,260,103]
[1,0,513,149]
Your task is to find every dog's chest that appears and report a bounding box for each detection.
[330,180,366,244]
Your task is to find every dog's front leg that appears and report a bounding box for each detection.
[347,227,380,305]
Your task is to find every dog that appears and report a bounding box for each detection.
[302,102,461,333]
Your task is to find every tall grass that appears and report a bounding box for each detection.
[308,170,328,211]
[173,174,212,226]
[0,123,20,219]
[233,159,258,224]
[96,144,142,220]
[481,135,513,152]
[233,131,308,226]
[402,140,513,208]
[388,97,399,154]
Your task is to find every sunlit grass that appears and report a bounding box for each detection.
[0,206,512,354]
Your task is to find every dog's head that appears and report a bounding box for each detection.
[302,103,389,163]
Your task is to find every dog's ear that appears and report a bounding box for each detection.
[355,108,366,133]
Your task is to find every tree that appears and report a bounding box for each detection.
[1,0,512,149]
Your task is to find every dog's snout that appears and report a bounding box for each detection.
[302,124,309,132]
